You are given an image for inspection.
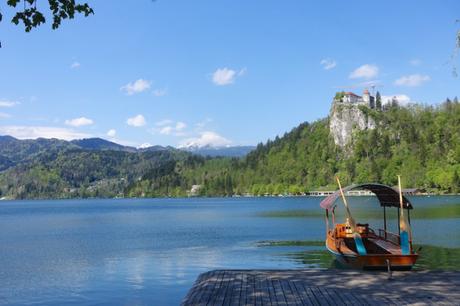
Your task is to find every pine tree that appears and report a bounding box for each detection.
[452,171,460,194]
[376,91,382,110]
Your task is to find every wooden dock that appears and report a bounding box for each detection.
[181,269,460,305]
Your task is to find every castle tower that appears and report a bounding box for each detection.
[362,89,375,108]
[362,89,370,104]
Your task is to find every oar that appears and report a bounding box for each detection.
[336,177,367,255]
[398,175,411,255]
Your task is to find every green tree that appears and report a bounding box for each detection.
[375,91,382,110]
[0,0,93,47]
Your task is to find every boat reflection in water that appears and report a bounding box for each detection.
[320,182,418,270]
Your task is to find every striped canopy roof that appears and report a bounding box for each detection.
[320,183,413,211]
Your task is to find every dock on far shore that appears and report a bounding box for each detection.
[181,269,460,305]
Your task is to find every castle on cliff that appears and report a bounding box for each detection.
[336,89,376,109]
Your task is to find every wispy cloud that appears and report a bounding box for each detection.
[0,126,91,140]
[349,64,379,79]
[320,58,337,70]
[126,114,146,127]
[107,129,116,137]
[394,74,430,87]
[70,61,81,69]
[382,94,412,106]
[159,126,173,135]
[65,117,94,127]
[179,131,231,148]
[121,79,151,95]
[138,143,152,149]
[409,59,421,66]
[212,67,246,86]
[175,121,186,131]
[409,58,422,66]
[153,88,168,97]
[0,112,11,119]
[156,119,173,126]
[0,100,20,107]
[152,120,187,136]
[195,118,213,130]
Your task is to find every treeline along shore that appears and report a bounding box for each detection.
[0,97,459,200]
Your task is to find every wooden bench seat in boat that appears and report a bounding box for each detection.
[368,237,401,255]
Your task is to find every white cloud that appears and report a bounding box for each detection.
[0,112,11,119]
[153,88,167,97]
[381,94,412,106]
[126,114,146,127]
[195,118,213,130]
[212,67,246,86]
[70,62,81,69]
[179,131,231,148]
[156,119,173,126]
[65,117,94,127]
[120,79,151,95]
[151,120,188,136]
[175,121,186,131]
[159,126,173,135]
[0,126,90,140]
[138,143,152,149]
[349,64,379,79]
[0,100,20,107]
[394,74,430,87]
[320,58,337,70]
[107,129,116,137]
[409,59,421,66]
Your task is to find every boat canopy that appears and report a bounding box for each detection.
[320,183,413,211]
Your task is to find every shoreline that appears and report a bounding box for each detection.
[1,193,460,202]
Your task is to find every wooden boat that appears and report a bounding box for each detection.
[320,182,418,270]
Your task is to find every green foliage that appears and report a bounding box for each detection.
[1,99,460,199]
[375,91,382,110]
[334,91,345,101]
[2,0,93,33]
[146,98,460,196]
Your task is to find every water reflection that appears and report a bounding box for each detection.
[257,240,460,271]
[0,196,458,305]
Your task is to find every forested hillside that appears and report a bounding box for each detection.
[129,99,460,197]
[1,99,459,199]
[0,145,195,199]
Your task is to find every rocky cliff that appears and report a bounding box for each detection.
[329,100,376,148]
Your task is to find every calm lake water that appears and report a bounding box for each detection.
[0,196,459,305]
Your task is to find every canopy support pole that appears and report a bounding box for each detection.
[383,206,387,239]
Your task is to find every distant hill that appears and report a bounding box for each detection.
[0,135,76,169]
[2,97,459,199]
[181,145,255,157]
[71,138,136,152]
[138,145,170,152]
[0,139,193,199]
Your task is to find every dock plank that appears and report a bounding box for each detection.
[181,270,460,306]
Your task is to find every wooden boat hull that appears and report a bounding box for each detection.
[326,240,418,270]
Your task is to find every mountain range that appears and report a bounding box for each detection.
[0,136,253,171]
[1,96,459,199]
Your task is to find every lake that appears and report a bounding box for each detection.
[0,196,459,305]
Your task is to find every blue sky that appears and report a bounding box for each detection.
[0,0,459,148]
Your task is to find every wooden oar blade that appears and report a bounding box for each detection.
[353,232,367,256]
[400,231,410,255]
[398,175,411,255]
[335,176,367,256]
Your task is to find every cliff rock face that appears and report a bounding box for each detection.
[329,100,376,148]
